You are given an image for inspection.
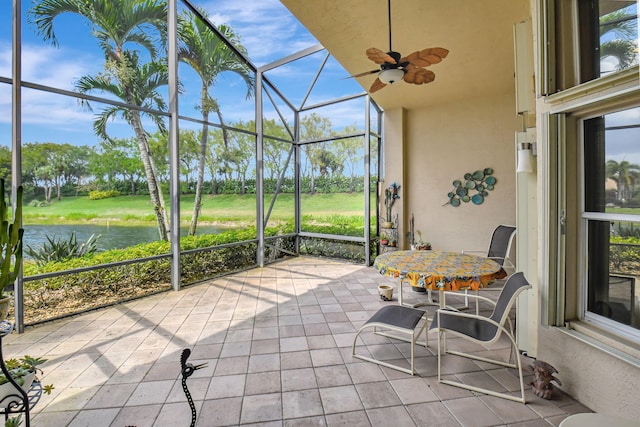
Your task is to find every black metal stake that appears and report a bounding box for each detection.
[180,349,207,427]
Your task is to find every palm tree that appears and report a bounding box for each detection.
[28,0,171,240]
[600,9,638,71]
[177,10,254,235]
[606,159,640,203]
[76,52,170,239]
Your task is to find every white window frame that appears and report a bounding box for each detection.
[578,106,640,342]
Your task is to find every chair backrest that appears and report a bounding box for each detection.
[489,272,531,326]
[487,225,516,265]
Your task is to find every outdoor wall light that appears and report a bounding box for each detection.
[516,142,535,174]
[378,68,405,85]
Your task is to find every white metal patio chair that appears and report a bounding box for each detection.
[458,224,516,311]
[352,305,428,375]
[429,272,531,403]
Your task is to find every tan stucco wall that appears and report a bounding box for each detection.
[538,326,640,419]
[384,93,521,251]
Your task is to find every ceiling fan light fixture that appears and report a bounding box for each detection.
[378,68,405,85]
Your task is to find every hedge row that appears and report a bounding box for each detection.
[43,176,377,199]
[610,236,640,272]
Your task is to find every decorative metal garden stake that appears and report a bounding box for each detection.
[181,348,207,427]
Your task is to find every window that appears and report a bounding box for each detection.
[578,0,638,83]
[582,106,640,336]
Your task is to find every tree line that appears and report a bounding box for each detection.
[0,115,369,202]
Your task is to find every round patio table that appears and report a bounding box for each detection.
[374,250,506,306]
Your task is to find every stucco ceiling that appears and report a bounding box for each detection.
[280,0,530,111]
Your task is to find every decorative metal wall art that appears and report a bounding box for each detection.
[445,168,497,207]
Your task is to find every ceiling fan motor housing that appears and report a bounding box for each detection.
[379,51,405,84]
[383,51,402,67]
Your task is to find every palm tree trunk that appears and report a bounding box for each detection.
[130,174,136,196]
[215,108,232,181]
[189,94,209,236]
[45,184,51,203]
[56,176,61,200]
[130,110,169,241]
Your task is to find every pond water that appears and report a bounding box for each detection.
[23,223,228,254]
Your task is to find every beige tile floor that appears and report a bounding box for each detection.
[2,257,592,426]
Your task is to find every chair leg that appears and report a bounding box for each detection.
[437,331,526,403]
[410,330,415,374]
[436,330,444,383]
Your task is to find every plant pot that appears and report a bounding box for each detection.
[378,285,393,301]
[382,221,394,229]
[0,372,34,407]
[380,239,389,246]
[0,297,10,321]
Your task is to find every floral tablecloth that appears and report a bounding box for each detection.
[374,250,505,291]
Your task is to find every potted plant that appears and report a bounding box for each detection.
[414,230,431,250]
[0,355,54,405]
[0,179,23,320]
[5,414,23,427]
[383,182,400,228]
[379,233,389,246]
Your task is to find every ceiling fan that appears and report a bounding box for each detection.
[349,0,449,93]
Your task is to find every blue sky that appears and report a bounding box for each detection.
[0,0,366,149]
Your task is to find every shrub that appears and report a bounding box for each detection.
[610,235,640,271]
[25,232,100,266]
[614,222,640,238]
[27,200,48,207]
[88,190,120,200]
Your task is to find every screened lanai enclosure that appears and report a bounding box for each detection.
[1,0,382,330]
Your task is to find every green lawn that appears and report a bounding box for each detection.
[607,207,640,215]
[23,192,369,225]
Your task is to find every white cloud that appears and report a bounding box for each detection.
[603,107,640,164]
[196,0,318,66]
[0,42,104,145]
[22,45,98,88]
[0,41,100,90]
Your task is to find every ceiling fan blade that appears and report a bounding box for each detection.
[366,47,397,65]
[403,67,435,85]
[369,77,387,93]
[400,47,449,68]
[343,69,380,79]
